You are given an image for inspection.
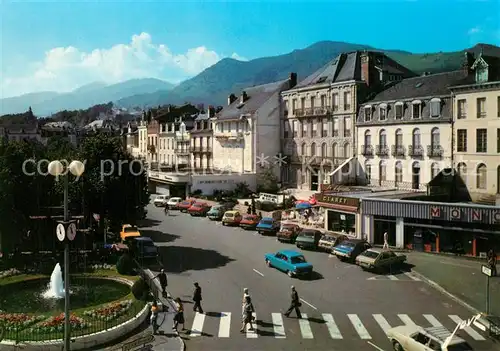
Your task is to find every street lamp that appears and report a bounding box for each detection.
[48,159,85,351]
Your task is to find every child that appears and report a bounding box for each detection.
[151,301,159,334]
[173,298,185,332]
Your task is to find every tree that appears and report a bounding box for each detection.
[257,168,280,193]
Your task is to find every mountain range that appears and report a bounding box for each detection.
[2,41,499,116]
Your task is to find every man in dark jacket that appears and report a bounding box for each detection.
[488,249,497,276]
[284,286,301,318]
[193,282,204,313]
[154,269,168,295]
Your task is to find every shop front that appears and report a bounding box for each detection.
[315,193,360,238]
[361,198,500,256]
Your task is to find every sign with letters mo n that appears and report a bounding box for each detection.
[442,314,482,348]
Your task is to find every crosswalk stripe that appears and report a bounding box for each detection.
[299,313,313,339]
[373,314,391,333]
[271,313,286,339]
[387,275,398,280]
[322,313,342,339]
[190,312,205,337]
[398,314,417,326]
[218,312,231,338]
[423,314,444,328]
[448,315,485,341]
[403,272,421,281]
[348,314,371,339]
[246,312,258,338]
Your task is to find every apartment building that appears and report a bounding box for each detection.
[357,70,469,191]
[137,117,148,159]
[147,117,160,164]
[281,51,415,191]
[450,52,500,203]
[190,107,216,171]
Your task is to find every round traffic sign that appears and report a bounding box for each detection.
[67,223,77,241]
[56,223,66,242]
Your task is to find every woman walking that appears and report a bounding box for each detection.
[240,295,255,333]
[173,298,185,332]
[150,301,160,334]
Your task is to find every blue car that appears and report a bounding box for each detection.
[256,217,280,235]
[332,239,371,262]
[264,249,313,278]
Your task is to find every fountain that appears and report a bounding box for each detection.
[42,263,65,299]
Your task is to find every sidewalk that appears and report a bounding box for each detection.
[406,252,500,317]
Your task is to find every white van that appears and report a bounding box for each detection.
[153,195,169,207]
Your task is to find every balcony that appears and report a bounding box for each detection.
[294,106,331,117]
[427,145,444,158]
[360,145,374,156]
[391,145,406,157]
[175,148,190,155]
[190,146,213,153]
[375,145,389,156]
[214,131,244,140]
[408,145,424,157]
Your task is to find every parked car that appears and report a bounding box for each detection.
[332,239,371,262]
[264,249,313,278]
[295,229,322,250]
[355,248,407,272]
[239,214,261,230]
[219,199,238,209]
[256,217,280,235]
[222,210,243,226]
[277,223,302,243]
[318,233,348,253]
[178,199,196,212]
[207,205,227,221]
[120,224,141,242]
[123,236,159,260]
[387,324,473,351]
[153,195,169,207]
[188,202,211,216]
[166,197,183,209]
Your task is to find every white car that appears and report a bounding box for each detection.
[387,325,473,351]
[166,197,183,209]
[153,195,169,207]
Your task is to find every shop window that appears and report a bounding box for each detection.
[327,211,356,234]
[477,163,487,189]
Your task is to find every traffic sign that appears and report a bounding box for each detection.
[67,222,77,241]
[482,265,492,277]
[56,223,66,242]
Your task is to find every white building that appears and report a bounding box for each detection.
[190,108,215,171]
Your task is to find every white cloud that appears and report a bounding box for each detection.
[1,32,247,98]
[468,26,482,35]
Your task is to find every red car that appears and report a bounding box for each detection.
[188,203,211,216]
[178,199,196,212]
[239,214,261,230]
[277,223,302,243]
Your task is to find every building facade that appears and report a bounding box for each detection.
[281,51,415,191]
[450,52,500,203]
[190,108,215,171]
[357,70,469,191]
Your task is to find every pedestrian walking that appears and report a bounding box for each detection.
[154,269,168,296]
[193,282,204,313]
[150,301,160,334]
[240,295,255,332]
[488,248,497,277]
[383,231,389,249]
[284,286,302,318]
[241,288,255,322]
[172,298,185,332]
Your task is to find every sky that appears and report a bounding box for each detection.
[1,0,499,99]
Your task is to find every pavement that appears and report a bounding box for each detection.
[134,203,500,351]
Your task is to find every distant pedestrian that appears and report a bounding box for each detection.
[247,206,252,214]
[383,232,389,249]
[284,286,302,319]
[193,282,204,313]
[150,301,159,334]
[173,298,185,332]
[154,269,168,296]
[241,288,255,322]
[488,249,497,277]
[240,295,255,332]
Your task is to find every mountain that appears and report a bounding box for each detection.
[117,42,497,108]
[0,78,174,116]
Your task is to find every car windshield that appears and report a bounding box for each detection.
[282,225,295,231]
[243,215,255,220]
[124,227,138,233]
[341,242,356,247]
[447,342,473,351]
[181,201,190,205]
[300,231,315,238]
[225,213,234,218]
[261,220,273,225]
[290,256,306,264]
[362,250,379,258]
[193,204,202,207]
[321,235,336,242]
[212,206,223,210]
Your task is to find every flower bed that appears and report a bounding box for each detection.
[83,300,133,321]
[0,313,45,331]
[0,268,21,279]
[30,313,89,333]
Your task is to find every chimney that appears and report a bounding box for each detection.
[289,72,297,88]
[463,51,475,75]
[228,93,237,105]
[207,107,211,119]
[360,51,371,87]
[240,91,248,103]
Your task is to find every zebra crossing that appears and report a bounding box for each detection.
[185,312,487,342]
[366,272,422,281]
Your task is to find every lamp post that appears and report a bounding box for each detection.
[48,159,85,351]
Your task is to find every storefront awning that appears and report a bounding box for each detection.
[317,202,358,212]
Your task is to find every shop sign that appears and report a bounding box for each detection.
[430,206,441,218]
[494,212,500,223]
[316,194,359,208]
[472,209,482,221]
[450,208,461,220]
[320,184,350,193]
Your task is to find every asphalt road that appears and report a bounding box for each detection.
[140,203,498,351]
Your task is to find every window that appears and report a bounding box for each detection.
[332,143,337,158]
[395,129,403,147]
[364,130,372,147]
[430,98,441,117]
[322,118,328,137]
[412,128,421,148]
[431,128,440,149]
[379,105,387,121]
[379,161,387,183]
[412,101,421,119]
[320,95,326,107]
[344,117,351,137]
[431,163,440,179]
[498,128,500,153]
[477,163,487,189]
[476,67,488,83]
[477,98,486,118]
[310,142,316,157]
[343,143,350,158]
[379,130,387,147]
[498,96,500,118]
[476,129,487,153]
[458,162,467,180]
[301,97,306,109]
[364,106,372,122]
[344,91,351,110]
[310,96,315,109]
[321,143,327,157]
[395,103,404,120]
[457,129,467,152]
[312,122,317,137]
[302,122,307,137]
[301,143,307,156]
[284,121,290,138]
[333,118,339,137]
[292,99,296,112]
[365,162,371,181]
[293,120,298,137]
[332,93,339,111]
[457,99,467,119]
[395,161,403,183]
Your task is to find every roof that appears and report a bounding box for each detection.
[280,249,303,257]
[195,112,210,121]
[216,79,290,120]
[366,70,468,103]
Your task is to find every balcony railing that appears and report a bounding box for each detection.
[408,145,424,157]
[294,106,331,117]
[375,145,389,156]
[427,145,444,158]
[361,145,374,156]
[190,146,213,153]
[175,148,190,155]
[391,145,406,157]
[214,131,244,139]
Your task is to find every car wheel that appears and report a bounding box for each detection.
[266,259,272,268]
[392,341,403,351]
[287,270,294,278]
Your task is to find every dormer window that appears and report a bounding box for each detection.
[476,66,488,83]
[430,98,441,118]
[364,106,372,122]
[379,104,387,121]
[412,100,422,119]
[395,102,404,120]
